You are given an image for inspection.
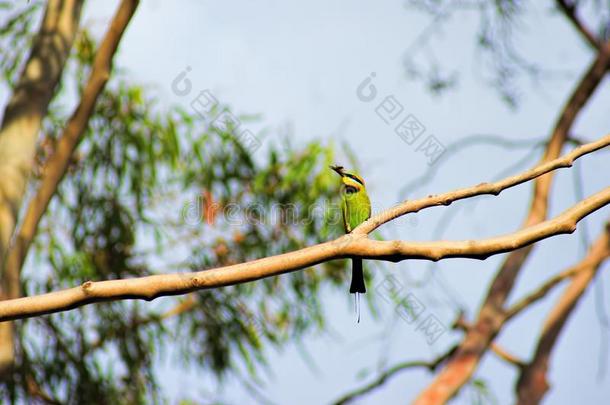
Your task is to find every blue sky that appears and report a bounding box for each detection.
[75,1,610,403]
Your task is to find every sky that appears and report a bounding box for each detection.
[17,0,610,403]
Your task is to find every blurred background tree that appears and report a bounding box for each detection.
[0,1,609,404]
[0,1,363,402]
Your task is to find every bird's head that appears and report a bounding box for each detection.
[330,165,365,194]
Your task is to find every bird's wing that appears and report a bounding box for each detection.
[342,197,351,233]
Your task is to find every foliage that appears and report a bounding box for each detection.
[0,1,40,88]
[1,8,353,404]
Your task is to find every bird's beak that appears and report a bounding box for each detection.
[330,165,344,176]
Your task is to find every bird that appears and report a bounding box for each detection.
[330,165,371,320]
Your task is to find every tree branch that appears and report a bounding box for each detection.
[555,0,600,49]
[413,37,610,404]
[0,135,607,322]
[489,343,526,369]
[332,347,455,405]
[505,266,582,321]
[516,223,610,405]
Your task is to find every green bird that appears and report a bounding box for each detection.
[331,165,371,301]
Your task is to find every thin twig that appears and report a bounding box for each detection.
[332,347,455,405]
[555,0,599,49]
[505,267,581,321]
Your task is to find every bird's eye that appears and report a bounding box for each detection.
[345,185,357,194]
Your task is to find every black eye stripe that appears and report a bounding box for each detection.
[345,173,364,185]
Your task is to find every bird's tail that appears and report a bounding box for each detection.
[349,258,366,294]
